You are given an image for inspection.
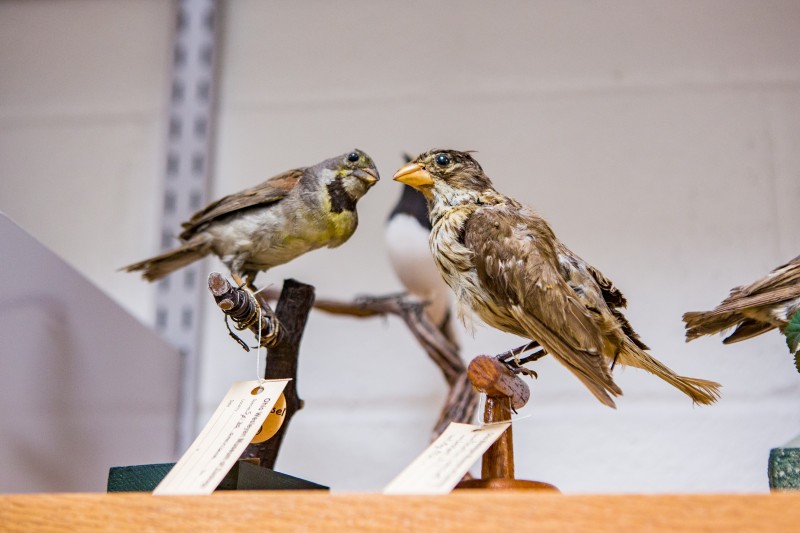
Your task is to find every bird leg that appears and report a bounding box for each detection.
[517,349,549,366]
[496,341,548,378]
[232,272,259,292]
[496,340,541,363]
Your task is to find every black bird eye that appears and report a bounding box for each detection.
[347,152,360,162]
[435,153,451,166]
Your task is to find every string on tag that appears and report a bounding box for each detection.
[475,392,486,425]
[247,285,269,383]
[472,392,533,430]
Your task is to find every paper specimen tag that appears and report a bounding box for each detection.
[153,379,289,496]
[383,421,511,495]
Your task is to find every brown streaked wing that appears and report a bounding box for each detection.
[180,168,304,239]
[463,205,616,386]
[558,244,649,351]
[706,285,800,316]
[508,305,619,407]
[738,255,800,296]
[463,205,606,351]
[585,260,627,308]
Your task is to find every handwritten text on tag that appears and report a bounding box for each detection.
[383,422,510,495]
[154,379,289,496]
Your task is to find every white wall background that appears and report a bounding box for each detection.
[1,0,799,493]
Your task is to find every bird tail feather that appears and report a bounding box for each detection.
[682,310,744,341]
[617,339,721,405]
[121,236,212,281]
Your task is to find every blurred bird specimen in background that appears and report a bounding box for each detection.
[394,149,720,407]
[385,155,458,347]
[124,150,379,286]
[683,255,800,368]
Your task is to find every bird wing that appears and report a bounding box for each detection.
[739,255,800,296]
[179,168,304,239]
[685,255,800,333]
[557,242,649,350]
[463,203,621,406]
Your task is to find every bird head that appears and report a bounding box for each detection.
[392,149,493,204]
[313,149,380,204]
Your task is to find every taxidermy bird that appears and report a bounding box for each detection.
[386,155,458,347]
[394,149,720,407]
[683,255,800,357]
[124,150,379,286]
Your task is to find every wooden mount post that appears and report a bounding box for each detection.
[254,289,479,441]
[208,274,315,469]
[456,355,559,491]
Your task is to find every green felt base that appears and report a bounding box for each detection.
[108,460,328,493]
[768,448,800,490]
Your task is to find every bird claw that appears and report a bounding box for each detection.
[498,357,538,379]
[517,367,538,379]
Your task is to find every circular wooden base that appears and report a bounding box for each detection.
[455,478,560,492]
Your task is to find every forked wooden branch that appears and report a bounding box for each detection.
[208,274,315,469]
[259,287,479,439]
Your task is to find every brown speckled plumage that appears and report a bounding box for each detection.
[684,255,800,345]
[395,149,720,407]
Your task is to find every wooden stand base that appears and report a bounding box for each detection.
[465,355,560,492]
[455,478,559,491]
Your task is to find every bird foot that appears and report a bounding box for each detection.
[354,292,408,305]
[509,363,538,379]
[495,341,547,379]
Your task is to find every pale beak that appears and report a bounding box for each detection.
[393,162,433,190]
[354,167,380,186]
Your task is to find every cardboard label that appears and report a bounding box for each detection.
[153,379,289,496]
[383,422,510,495]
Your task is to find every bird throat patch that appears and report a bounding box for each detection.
[326,179,357,213]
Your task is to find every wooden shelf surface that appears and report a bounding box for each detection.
[1,491,798,532]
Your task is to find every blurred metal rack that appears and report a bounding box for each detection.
[156,0,220,451]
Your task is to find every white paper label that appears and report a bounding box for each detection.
[153,379,289,496]
[383,421,511,495]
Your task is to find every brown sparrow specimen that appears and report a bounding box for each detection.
[683,255,800,347]
[124,150,379,286]
[394,149,720,407]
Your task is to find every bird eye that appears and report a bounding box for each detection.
[347,152,360,163]
[435,153,451,166]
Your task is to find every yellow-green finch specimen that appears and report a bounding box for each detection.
[124,150,379,286]
[394,149,720,407]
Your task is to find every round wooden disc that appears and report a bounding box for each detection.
[455,478,560,492]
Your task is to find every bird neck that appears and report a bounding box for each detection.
[325,179,359,214]
[429,187,496,226]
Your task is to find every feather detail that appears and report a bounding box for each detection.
[121,234,213,281]
[615,339,720,405]
[684,255,800,344]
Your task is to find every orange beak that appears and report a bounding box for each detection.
[393,162,434,190]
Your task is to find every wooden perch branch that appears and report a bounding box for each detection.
[259,288,479,439]
[208,274,315,469]
[208,273,283,349]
